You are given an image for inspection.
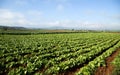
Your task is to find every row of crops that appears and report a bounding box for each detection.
[0,33,120,75]
[112,51,120,75]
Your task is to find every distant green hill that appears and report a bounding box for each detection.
[0,25,119,35]
[0,26,26,30]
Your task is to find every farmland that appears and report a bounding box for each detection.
[0,33,120,75]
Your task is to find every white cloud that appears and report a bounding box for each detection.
[15,0,28,5]
[40,20,101,29]
[45,0,69,11]
[46,0,68,3]
[0,9,24,19]
[47,21,60,26]
[84,9,94,15]
[27,10,43,17]
[57,4,64,11]
[100,11,120,20]
[0,9,44,27]
[41,20,119,30]
[0,9,119,30]
[0,9,29,26]
[111,15,120,20]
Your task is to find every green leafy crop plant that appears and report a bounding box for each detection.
[0,33,120,75]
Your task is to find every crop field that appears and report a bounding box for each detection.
[0,33,120,75]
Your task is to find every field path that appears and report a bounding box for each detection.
[94,48,120,75]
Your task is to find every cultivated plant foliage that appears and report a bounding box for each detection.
[0,33,120,75]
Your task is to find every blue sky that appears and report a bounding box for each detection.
[0,0,120,30]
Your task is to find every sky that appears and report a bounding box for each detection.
[0,0,120,30]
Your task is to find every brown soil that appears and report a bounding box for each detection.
[94,48,120,75]
[59,65,83,75]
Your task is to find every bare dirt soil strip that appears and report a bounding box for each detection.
[94,48,120,75]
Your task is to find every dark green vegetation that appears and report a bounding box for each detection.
[0,33,120,75]
[0,26,78,34]
[0,25,115,35]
